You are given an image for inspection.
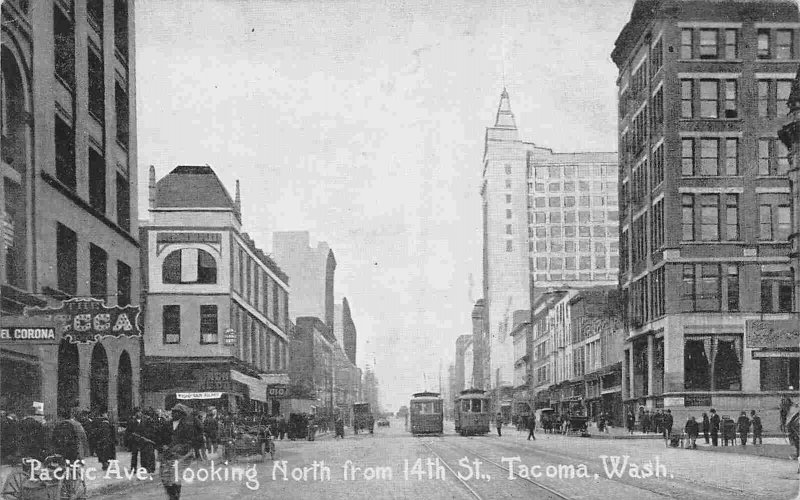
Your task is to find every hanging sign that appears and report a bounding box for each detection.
[746,320,800,348]
[24,298,141,344]
[267,384,288,398]
[223,328,237,346]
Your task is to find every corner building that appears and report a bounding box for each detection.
[1,0,140,420]
[612,0,799,428]
[141,166,290,415]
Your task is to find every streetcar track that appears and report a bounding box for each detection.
[421,437,573,500]
[453,434,757,500]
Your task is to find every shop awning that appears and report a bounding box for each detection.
[231,370,269,402]
[260,373,290,385]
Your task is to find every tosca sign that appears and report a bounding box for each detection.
[267,384,288,398]
[746,320,800,349]
[24,298,141,344]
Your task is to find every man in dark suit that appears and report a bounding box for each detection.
[159,404,200,500]
[125,408,144,471]
[709,408,720,446]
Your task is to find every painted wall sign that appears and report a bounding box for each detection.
[157,232,222,244]
[0,317,61,345]
[176,392,223,400]
[746,320,800,349]
[223,328,237,346]
[24,298,141,344]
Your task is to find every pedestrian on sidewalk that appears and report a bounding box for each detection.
[203,408,218,455]
[193,412,207,461]
[626,410,635,435]
[527,414,536,441]
[701,413,710,444]
[750,410,762,445]
[663,409,673,440]
[642,411,651,434]
[737,411,750,446]
[94,412,117,471]
[138,408,158,474]
[496,413,503,437]
[277,415,287,440]
[126,408,145,471]
[780,393,793,433]
[709,409,720,446]
[17,404,48,463]
[684,416,699,449]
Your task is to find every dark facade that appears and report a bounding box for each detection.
[613,0,799,428]
[341,297,357,365]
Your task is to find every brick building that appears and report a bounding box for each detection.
[140,165,291,415]
[1,0,140,420]
[612,0,799,427]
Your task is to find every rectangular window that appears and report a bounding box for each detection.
[579,256,591,270]
[505,194,511,203]
[758,29,771,59]
[756,193,789,240]
[724,80,737,118]
[89,244,107,301]
[725,138,738,175]
[651,198,664,251]
[759,139,771,176]
[163,305,181,344]
[700,138,719,176]
[759,204,773,241]
[54,6,75,89]
[506,209,512,219]
[727,265,739,312]
[758,81,770,117]
[88,47,105,122]
[88,148,106,213]
[506,240,513,252]
[653,143,664,186]
[697,264,721,311]
[682,194,695,241]
[55,115,76,189]
[761,265,793,313]
[681,80,693,118]
[505,224,512,235]
[699,29,718,59]
[651,87,663,128]
[650,38,663,77]
[200,305,219,344]
[56,223,77,294]
[116,174,130,232]
[116,260,131,306]
[115,82,129,148]
[700,194,720,241]
[699,80,718,118]
[776,29,793,59]
[114,0,129,60]
[87,0,103,31]
[725,194,739,241]
[681,138,694,176]
[681,29,693,59]
[725,29,738,59]
[681,264,696,311]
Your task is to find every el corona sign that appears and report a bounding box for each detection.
[0,317,61,345]
[24,298,141,344]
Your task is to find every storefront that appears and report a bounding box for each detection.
[19,299,142,421]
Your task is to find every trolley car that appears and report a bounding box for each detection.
[454,389,491,436]
[409,392,444,435]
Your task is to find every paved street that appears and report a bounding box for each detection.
[94,418,799,500]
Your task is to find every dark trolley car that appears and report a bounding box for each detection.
[409,392,443,435]
[453,389,491,436]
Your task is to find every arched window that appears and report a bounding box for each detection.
[162,248,217,284]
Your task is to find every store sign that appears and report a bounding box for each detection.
[268,384,288,398]
[684,395,712,407]
[746,320,800,349]
[223,328,237,346]
[196,370,231,392]
[157,232,221,244]
[662,397,684,407]
[24,298,141,344]
[0,317,61,345]
[176,392,223,400]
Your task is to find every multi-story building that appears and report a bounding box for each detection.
[140,165,291,415]
[482,91,619,411]
[1,0,139,420]
[509,310,532,422]
[530,292,565,409]
[272,231,336,330]
[289,316,335,417]
[470,299,488,390]
[454,334,472,393]
[613,0,799,427]
[332,298,360,423]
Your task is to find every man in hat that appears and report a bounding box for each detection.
[93,411,117,471]
[203,407,219,455]
[159,404,200,500]
[125,407,145,471]
[709,408,720,446]
[17,403,48,462]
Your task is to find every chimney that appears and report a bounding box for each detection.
[234,179,242,218]
[148,165,156,209]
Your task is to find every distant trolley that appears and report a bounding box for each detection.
[409,391,444,435]
[454,389,491,436]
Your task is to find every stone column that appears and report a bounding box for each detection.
[78,344,92,409]
[622,348,629,400]
[628,347,635,400]
[647,335,654,398]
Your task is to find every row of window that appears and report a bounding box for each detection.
[682,192,789,242]
[162,304,219,344]
[530,239,619,253]
[681,27,795,60]
[531,180,617,193]
[533,271,616,283]
[55,222,132,304]
[533,255,619,271]
[232,243,289,331]
[531,210,619,225]
[621,202,665,272]
[531,195,617,209]
[531,225,617,239]
[620,144,664,212]
[533,164,614,179]
[230,302,288,371]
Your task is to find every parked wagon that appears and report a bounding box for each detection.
[566,415,590,437]
[409,392,443,435]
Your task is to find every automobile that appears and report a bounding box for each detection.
[376,418,390,427]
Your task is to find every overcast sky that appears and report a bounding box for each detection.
[135,0,634,411]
